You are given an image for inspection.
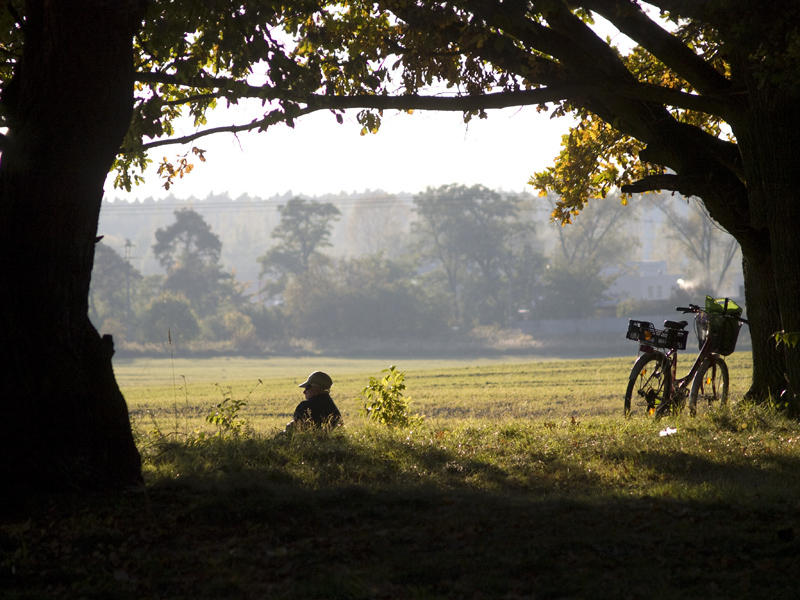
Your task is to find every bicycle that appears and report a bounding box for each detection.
[623,297,749,418]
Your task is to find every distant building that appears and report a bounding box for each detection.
[605,260,684,303]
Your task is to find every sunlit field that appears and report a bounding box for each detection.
[116,352,755,433]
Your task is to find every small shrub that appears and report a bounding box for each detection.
[359,365,424,428]
[206,395,248,435]
[192,381,262,441]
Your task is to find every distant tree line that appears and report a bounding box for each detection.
[90,184,738,353]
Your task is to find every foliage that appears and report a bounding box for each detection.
[153,208,223,271]
[3,0,797,410]
[95,190,546,348]
[222,310,259,350]
[531,114,648,223]
[89,241,141,334]
[152,208,244,319]
[774,331,800,349]
[257,197,341,298]
[174,0,794,401]
[141,292,200,347]
[534,195,635,318]
[537,260,614,319]
[411,184,533,327]
[543,193,639,269]
[203,388,249,438]
[359,365,424,428]
[281,254,445,338]
[342,192,413,257]
[242,303,285,342]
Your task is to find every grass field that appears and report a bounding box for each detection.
[5,351,800,599]
[115,352,755,432]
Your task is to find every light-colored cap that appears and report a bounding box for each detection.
[298,371,333,389]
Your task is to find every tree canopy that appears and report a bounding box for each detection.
[152,208,243,318]
[257,197,341,298]
[152,208,222,272]
[412,184,526,326]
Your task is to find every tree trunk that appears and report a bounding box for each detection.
[770,214,800,412]
[737,85,800,411]
[0,0,146,493]
[740,239,786,401]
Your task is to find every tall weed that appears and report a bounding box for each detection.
[359,365,424,428]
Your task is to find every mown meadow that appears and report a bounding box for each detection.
[4,351,800,599]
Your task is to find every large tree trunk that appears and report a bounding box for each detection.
[0,1,146,493]
[770,214,800,411]
[737,83,800,412]
[740,238,786,401]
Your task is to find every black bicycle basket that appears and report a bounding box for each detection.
[695,313,741,355]
[695,296,743,356]
[626,319,688,350]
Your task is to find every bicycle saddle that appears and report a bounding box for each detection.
[664,320,688,330]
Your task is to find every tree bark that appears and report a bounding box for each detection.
[769,215,800,411]
[736,81,800,411]
[0,0,146,493]
[740,239,786,401]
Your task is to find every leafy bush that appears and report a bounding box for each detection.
[359,365,424,428]
[205,396,248,436]
[141,292,200,347]
[282,256,446,339]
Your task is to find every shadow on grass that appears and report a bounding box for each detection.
[154,427,800,503]
[5,482,800,600]
[4,428,800,600]
[623,446,800,499]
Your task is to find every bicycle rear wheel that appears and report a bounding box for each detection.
[624,352,672,417]
[689,356,729,416]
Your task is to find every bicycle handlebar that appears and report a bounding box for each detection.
[675,304,749,325]
[675,305,699,313]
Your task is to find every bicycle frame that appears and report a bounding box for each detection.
[637,332,715,409]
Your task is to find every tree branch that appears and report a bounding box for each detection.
[136,87,584,151]
[135,76,735,158]
[580,0,733,95]
[621,174,682,194]
[620,173,722,199]
[136,71,270,98]
[138,106,315,151]
[163,93,225,108]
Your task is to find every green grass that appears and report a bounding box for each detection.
[5,351,800,600]
[118,352,754,432]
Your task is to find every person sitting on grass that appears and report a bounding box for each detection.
[284,371,343,433]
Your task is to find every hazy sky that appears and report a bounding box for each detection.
[105,100,576,202]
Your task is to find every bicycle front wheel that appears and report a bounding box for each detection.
[689,356,729,416]
[625,352,672,417]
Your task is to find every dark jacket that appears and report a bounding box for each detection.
[291,392,342,429]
